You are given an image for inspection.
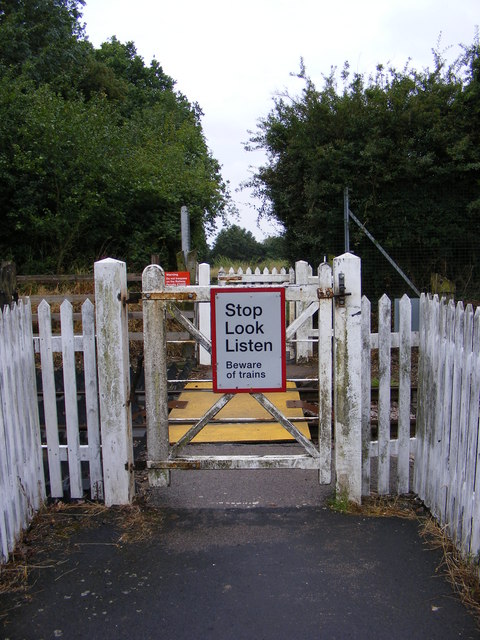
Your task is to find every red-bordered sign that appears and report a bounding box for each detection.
[165,271,190,286]
[211,287,286,393]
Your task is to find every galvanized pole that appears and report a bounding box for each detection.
[181,205,190,265]
[344,187,350,254]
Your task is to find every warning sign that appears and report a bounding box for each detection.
[165,271,190,286]
[211,287,286,393]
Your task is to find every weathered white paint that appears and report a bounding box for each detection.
[20,300,45,511]
[295,260,313,362]
[317,262,333,485]
[377,294,391,495]
[361,295,372,496]
[333,253,362,504]
[397,295,412,495]
[462,308,480,552]
[148,455,323,470]
[82,299,103,500]
[438,300,456,525]
[414,294,480,561]
[198,262,211,365]
[0,301,45,564]
[469,309,480,555]
[142,264,170,487]
[60,300,83,499]
[38,299,63,497]
[94,258,135,505]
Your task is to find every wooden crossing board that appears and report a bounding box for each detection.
[169,381,311,443]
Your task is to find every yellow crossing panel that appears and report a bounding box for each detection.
[169,381,311,443]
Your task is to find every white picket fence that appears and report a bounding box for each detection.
[362,293,419,496]
[35,298,104,502]
[0,300,45,563]
[414,294,480,559]
[1,260,479,568]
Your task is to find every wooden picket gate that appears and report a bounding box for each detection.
[135,253,363,502]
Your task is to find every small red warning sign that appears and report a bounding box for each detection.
[165,271,191,286]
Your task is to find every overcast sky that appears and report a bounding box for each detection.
[81,0,478,241]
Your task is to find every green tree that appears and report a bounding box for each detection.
[261,234,287,261]
[248,42,480,299]
[0,0,229,272]
[210,225,265,263]
[0,0,89,94]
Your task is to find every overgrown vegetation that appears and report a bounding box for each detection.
[0,0,230,273]
[209,224,288,264]
[247,37,480,301]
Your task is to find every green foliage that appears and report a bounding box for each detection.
[262,234,288,261]
[248,40,480,300]
[210,224,265,262]
[0,0,228,272]
[327,489,352,514]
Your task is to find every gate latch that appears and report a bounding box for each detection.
[335,272,351,306]
[118,291,142,305]
[317,273,351,306]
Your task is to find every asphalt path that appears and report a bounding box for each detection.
[2,449,479,640]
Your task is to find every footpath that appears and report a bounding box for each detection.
[1,451,479,640]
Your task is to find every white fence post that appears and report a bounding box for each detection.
[143,264,170,487]
[198,262,211,365]
[94,258,134,506]
[377,294,392,495]
[60,300,83,499]
[333,253,362,504]
[397,294,412,495]
[317,262,333,484]
[295,260,312,362]
[361,295,372,496]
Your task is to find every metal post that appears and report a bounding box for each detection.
[344,187,350,254]
[181,205,190,265]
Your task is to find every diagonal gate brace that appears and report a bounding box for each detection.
[251,393,320,459]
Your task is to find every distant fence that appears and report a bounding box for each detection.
[18,272,193,343]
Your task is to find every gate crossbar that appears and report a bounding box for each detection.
[148,455,321,470]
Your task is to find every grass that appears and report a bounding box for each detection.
[419,516,480,623]
[327,488,353,514]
